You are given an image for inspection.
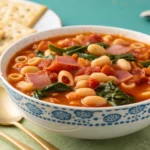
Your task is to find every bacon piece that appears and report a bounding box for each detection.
[88,78,100,89]
[57,38,79,47]
[26,71,51,89]
[101,65,115,76]
[82,34,101,46]
[47,55,79,72]
[115,70,133,82]
[75,66,101,76]
[38,59,52,70]
[129,68,147,84]
[107,45,130,55]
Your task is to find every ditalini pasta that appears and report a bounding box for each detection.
[6,33,150,107]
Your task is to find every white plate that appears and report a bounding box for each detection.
[11,0,62,31]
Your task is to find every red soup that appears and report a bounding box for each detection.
[7,33,150,107]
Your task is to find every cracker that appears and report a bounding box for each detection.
[5,1,47,27]
[0,20,36,54]
[0,0,10,22]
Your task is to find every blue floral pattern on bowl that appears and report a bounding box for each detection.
[26,103,43,115]
[103,114,122,123]
[4,83,150,127]
[128,105,145,114]
[51,110,71,120]
[74,110,94,119]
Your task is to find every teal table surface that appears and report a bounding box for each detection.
[1,0,150,150]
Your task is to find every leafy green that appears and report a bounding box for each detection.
[48,42,109,56]
[36,50,55,60]
[95,81,135,106]
[65,46,81,51]
[65,46,87,55]
[77,52,98,61]
[32,90,46,99]
[48,44,64,55]
[32,82,73,99]
[96,42,109,48]
[107,53,136,64]
[140,60,150,68]
[65,42,109,55]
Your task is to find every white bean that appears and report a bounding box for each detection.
[108,76,120,84]
[21,66,40,74]
[16,81,34,91]
[90,73,108,82]
[87,44,106,56]
[113,39,128,46]
[74,75,90,83]
[91,55,111,67]
[117,59,131,71]
[103,35,113,43]
[75,80,89,89]
[44,50,51,56]
[75,88,96,97]
[81,96,107,107]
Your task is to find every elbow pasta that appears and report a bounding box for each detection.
[27,57,42,65]
[130,43,145,49]
[58,70,74,86]
[120,82,136,89]
[15,56,28,63]
[6,32,150,107]
[8,73,23,82]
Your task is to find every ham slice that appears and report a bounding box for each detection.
[26,71,51,89]
[82,34,101,46]
[115,70,133,82]
[47,55,79,72]
[107,45,130,55]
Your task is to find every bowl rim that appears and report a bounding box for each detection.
[1,25,150,110]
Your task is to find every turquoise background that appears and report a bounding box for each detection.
[1,0,150,150]
[33,0,150,34]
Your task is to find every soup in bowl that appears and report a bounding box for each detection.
[0,26,150,139]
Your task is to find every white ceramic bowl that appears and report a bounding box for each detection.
[1,26,150,139]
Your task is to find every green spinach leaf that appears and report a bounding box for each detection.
[107,53,136,64]
[95,81,135,106]
[49,44,64,55]
[65,42,109,55]
[140,60,150,68]
[77,52,98,61]
[96,42,109,48]
[32,82,73,99]
[65,46,87,55]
